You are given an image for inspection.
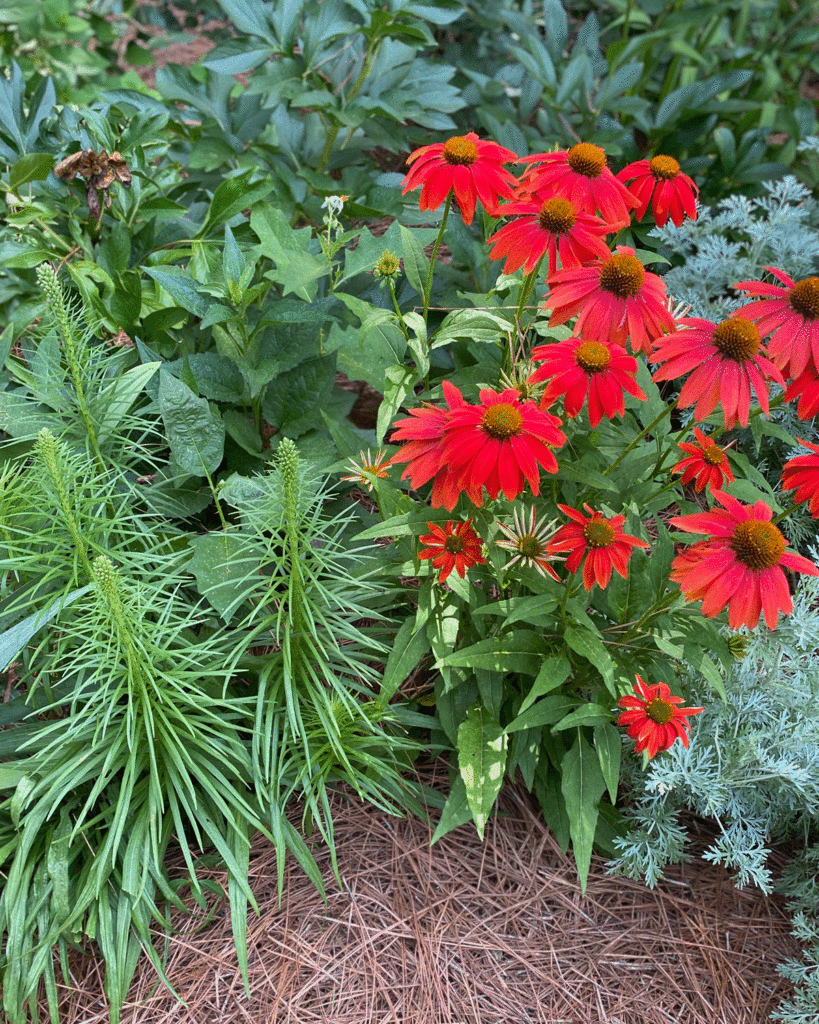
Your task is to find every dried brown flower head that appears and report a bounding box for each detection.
[54,148,132,220]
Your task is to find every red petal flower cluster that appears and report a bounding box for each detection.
[402,133,518,225]
[547,246,676,356]
[390,382,566,510]
[616,156,699,227]
[733,267,819,380]
[669,491,819,630]
[781,439,819,518]
[549,504,649,590]
[617,675,704,759]
[518,142,638,228]
[486,195,611,276]
[530,336,646,427]
[673,428,735,493]
[418,519,485,582]
[651,315,784,429]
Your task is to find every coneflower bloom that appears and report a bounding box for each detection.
[673,428,735,493]
[651,315,785,429]
[402,133,518,225]
[438,387,566,507]
[530,336,646,427]
[616,155,699,227]
[781,439,819,518]
[546,246,676,355]
[418,519,485,583]
[495,505,560,579]
[518,142,638,228]
[669,490,819,630]
[340,449,391,492]
[549,504,649,591]
[617,675,704,759]
[389,382,480,508]
[784,366,819,420]
[733,268,819,379]
[486,195,611,276]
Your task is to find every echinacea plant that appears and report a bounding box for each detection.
[344,131,819,894]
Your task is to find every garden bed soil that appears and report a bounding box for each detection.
[50,762,798,1024]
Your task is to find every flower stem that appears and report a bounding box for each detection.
[604,398,678,477]
[423,193,453,322]
[514,258,545,333]
[773,499,802,525]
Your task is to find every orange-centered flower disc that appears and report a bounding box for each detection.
[702,443,727,466]
[649,155,680,180]
[575,340,611,373]
[598,253,646,298]
[729,520,786,570]
[566,142,606,178]
[481,402,524,438]
[442,135,478,165]
[645,696,674,724]
[582,519,616,547]
[712,317,760,361]
[538,196,576,234]
[788,277,819,320]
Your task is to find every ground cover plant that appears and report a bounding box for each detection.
[1,1,819,1022]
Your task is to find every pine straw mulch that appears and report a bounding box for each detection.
[50,761,799,1024]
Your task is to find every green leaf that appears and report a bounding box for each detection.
[561,732,606,893]
[594,722,621,804]
[9,152,54,189]
[565,625,615,690]
[505,695,579,734]
[261,353,337,437]
[431,773,472,844]
[399,224,430,297]
[200,172,275,237]
[438,631,543,676]
[551,703,611,732]
[457,705,507,840]
[519,654,571,713]
[186,534,253,622]
[377,617,431,708]
[158,370,225,476]
[0,585,92,671]
[92,361,160,444]
[144,267,209,318]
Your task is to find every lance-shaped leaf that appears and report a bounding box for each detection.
[458,704,507,840]
[561,731,606,893]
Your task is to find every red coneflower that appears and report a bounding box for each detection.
[402,133,518,225]
[669,490,819,630]
[616,155,699,227]
[733,267,819,380]
[673,428,735,493]
[518,142,638,228]
[651,315,785,429]
[388,381,480,508]
[781,439,819,518]
[549,504,649,591]
[486,195,611,276]
[617,675,704,759]
[418,519,486,583]
[530,336,646,427]
[439,387,566,507]
[784,365,819,420]
[495,505,560,580]
[547,245,676,356]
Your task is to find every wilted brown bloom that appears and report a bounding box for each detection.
[54,148,132,220]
